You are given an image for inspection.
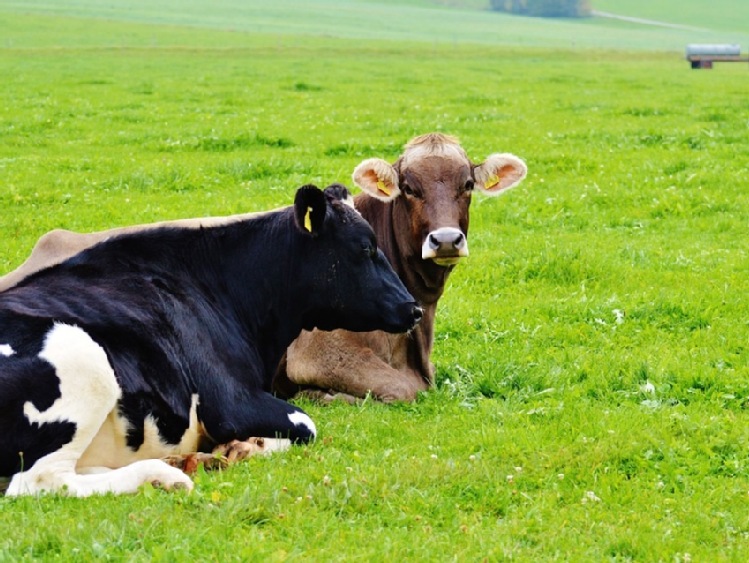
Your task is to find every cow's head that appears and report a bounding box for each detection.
[353,133,526,267]
[293,184,422,334]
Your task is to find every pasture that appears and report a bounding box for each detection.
[2,1,749,560]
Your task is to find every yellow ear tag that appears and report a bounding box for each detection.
[485,174,500,190]
[304,208,312,232]
[376,180,391,197]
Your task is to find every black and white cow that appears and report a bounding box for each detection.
[0,184,422,496]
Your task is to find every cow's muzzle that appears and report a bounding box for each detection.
[411,305,424,327]
[422,227,468,266]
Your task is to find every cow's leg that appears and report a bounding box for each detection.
[163,438,293,474]
[214,389,316,444]
[290,361,427,403]
[212,437,292,461]
[5,324,192,496]
[278,331,428,403]
[293,389,360,405]
[274,354,360,404]
[160,391,315,475]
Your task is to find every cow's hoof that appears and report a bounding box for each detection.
[149,478,192,492]
[163,452,227,474]
[212,437,290,462]
[138,461,194,492]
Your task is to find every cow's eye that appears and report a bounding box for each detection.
[362,241,377,259]
[464,179,475,192]
[401,184,416,197]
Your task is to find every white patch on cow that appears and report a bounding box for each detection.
[79,393,204,469]
[179,394,203,451]
[7,323,193,496]
[76,409,132,469]
[288,411,317,438]
[22,324,121,427]
[135,394,203,458]
[0,343,15,357]
[421,226,469,263]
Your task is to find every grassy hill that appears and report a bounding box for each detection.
[593,0,749,33]
[3,0,749,51]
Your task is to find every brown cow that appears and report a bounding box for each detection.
[273,133,527,402]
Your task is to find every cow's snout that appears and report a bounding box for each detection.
[422,227,468,265]
[411,305,424,326]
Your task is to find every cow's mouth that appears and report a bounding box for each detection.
[432,256,462,267]
[421,227,469,266]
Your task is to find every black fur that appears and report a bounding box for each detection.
[0,184,419,476]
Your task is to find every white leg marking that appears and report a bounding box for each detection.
[258,438,292,454]
[6,323,193,496]
[288,411,317,437]
[0,344,15,357]
[178,394,203,452]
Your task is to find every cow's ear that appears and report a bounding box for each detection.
[323,183,355,209]
[294,184,327,236]
[473,153,527,196]
[352,158,400,201]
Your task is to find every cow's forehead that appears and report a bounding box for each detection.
[400,141,470,172]
[401,153,471,185]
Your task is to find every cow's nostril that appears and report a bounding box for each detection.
[428,234,440,250]
[412,305,424,324]
[453,233,465,249]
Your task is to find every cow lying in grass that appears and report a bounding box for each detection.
[0,184,421,496]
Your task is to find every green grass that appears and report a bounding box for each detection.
[3,3,749,561]
[5,0,749,51]
[593,0,749,33]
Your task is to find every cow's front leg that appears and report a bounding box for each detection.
[293,389,360,405]
[200,389,316,447]
[279,330,429,403]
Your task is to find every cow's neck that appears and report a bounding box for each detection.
[216,212,308,387]
[407,304,437,385]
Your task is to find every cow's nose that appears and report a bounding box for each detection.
[411,305,424,325]
[422,227,469,261]
[428,230,465,251]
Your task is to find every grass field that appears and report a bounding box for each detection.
[593,0,749,32]
[6,0,749,51]
[2,1,749,560]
